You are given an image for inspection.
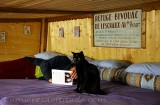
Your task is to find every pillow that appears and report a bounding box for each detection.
[68,55,94,62]
[99,67,126,82]
[125,62,160,75]
[34,51,64,60]
[90,60,131,69]
[100,68,118,81]
[125,72,160,91]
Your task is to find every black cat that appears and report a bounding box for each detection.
[72,51,106,95]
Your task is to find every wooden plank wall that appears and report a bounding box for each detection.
[0,21,41,62]
[47,9,160,63]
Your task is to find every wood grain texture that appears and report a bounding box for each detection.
[0,22,41,62]
[47,10,160,63]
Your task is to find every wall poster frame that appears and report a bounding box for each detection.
[0,32,5,42]
[93,9,142,48]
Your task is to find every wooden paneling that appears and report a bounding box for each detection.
[0,22,41,62]
[0,0,159,19]
[47,10,160,63]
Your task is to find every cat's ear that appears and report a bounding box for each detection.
[80,51,83,54]
[80,51,84,57]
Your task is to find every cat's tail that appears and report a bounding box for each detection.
[86,89,107,95]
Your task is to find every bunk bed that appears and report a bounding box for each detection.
[0,52,160,105]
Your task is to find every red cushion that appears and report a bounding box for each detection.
[0,58,36,79]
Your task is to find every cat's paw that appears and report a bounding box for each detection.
[74,88,79,92]
[74,88,83,93]
[78,89,83,93]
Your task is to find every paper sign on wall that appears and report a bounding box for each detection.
[94,9,142,48]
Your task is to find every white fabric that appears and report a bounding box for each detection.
[34,51,64,60]
[125,62,160,75]
[90,60,131,69]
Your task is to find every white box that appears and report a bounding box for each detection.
[52,69,73,85]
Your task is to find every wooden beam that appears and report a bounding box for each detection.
[0,7,94,14]
[47,14,93,22]
[40,18,48,52]
[0,18,42,23]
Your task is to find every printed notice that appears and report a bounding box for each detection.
[94,9,142,48]
[52,69,73,85]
